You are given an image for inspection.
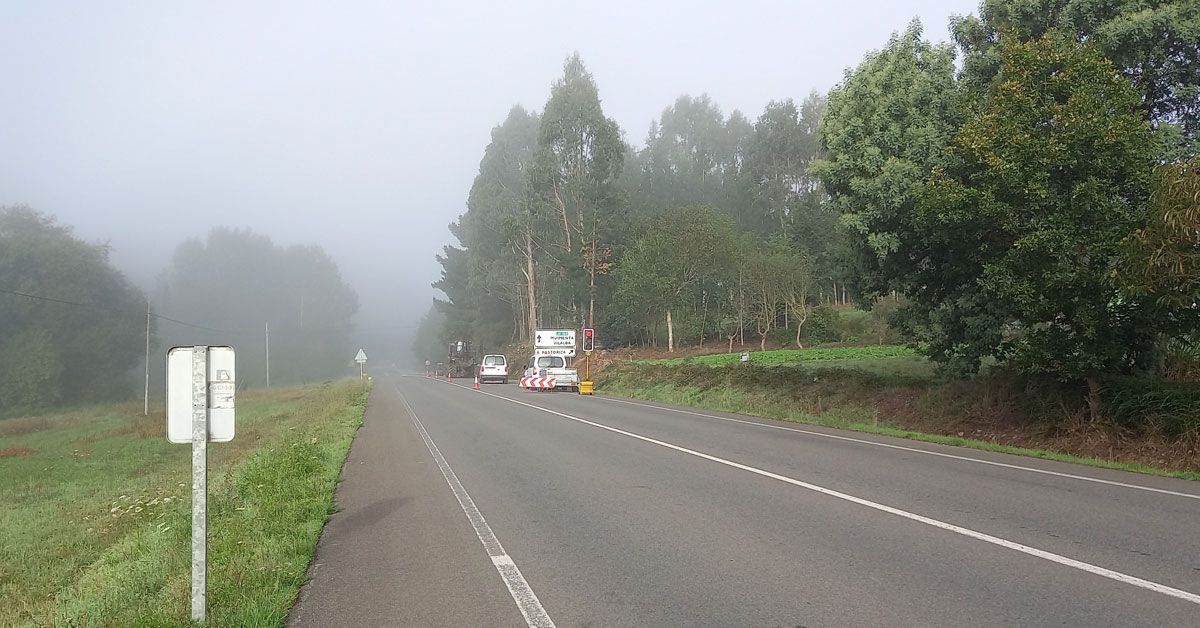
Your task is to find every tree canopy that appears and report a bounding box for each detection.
[0,206,148,413]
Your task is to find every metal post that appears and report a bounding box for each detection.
[359,362,364,380]
[265,322,270,388]
[144,301,151,416]
[191,346,208,623]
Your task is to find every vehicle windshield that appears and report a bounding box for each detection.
[535,356,565,368]
[483,355,505,366]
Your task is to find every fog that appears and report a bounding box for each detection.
[0,1,975,364]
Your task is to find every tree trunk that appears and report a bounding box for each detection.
[728,334,734,353]
[1086,374,1103,423]
[523,228,538,341]
[588,238,596,328]
[760,332,767,351]
[667,309,674,353]
[553,181,572,253]
[793,306,809,348]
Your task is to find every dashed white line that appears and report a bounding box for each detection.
[593,395,1200,501]
[395,388,556,628]
[460,383,1200,607]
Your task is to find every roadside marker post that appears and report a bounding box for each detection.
[166,345,236,624]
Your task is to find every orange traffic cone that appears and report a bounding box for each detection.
[446,370,451,382]
[473,375,480,390]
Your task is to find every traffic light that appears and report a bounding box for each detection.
[582,327,595,352]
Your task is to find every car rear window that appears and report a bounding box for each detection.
[483,355,505,366]
[536,356,565,368]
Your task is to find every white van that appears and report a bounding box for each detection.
[478,354,508,384]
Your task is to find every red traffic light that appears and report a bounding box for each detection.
[584,328,593,337]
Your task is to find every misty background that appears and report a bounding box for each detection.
[1,1,975,371]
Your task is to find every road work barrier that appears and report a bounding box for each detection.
[519,376,557,390]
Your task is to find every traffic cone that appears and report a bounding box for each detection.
[446,370,451,382]
[473,375,480,390]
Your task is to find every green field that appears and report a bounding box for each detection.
[646,345,918,366]
[0,381,369,627]
[642,346,937,380]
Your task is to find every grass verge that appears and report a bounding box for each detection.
[598,362,1200,482]
[0,380,370,627]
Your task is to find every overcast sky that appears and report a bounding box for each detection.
[1,0,978,356]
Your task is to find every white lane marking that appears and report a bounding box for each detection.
[395,388,556,628]
[591,395,1200,501]
[446,378,1199,500]
[460,384,1200,607]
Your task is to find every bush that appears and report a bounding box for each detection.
[1102,377,1200,440]
[769,325,794,347]
[805,306,841,344]
[838,309,872,343]
[868,296,908,344]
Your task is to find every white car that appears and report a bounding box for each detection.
[523,355,579,391]
[478,354,508,384]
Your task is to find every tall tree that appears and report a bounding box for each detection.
[156,228,358,387]
[410,302,447,366]
[610,206,738,351]
[812,20,960,302]
[951,0,1200,155]
[635,96,732,212]
[454,105,541,346]
[0,206,148,413]
[1121,159,1200,331]
[742,99,806,233]
[915,33,1156,416]
[528,53,626,328]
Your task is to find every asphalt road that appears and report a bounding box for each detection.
[289,371,1200,627]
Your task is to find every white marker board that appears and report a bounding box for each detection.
[166,346,235,443]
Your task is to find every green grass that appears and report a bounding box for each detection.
[598,365,1200,482]
[0,380,369,627]
[645,345,922,368]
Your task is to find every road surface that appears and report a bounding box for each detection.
[288,371,1200,627]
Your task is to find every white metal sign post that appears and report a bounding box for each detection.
[167,345,235,623]
[355,348,368,380]
[190,347,207,623]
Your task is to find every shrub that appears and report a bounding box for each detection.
[805,306,841,344]
[1102,377,1200,440]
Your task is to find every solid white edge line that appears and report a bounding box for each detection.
[395,386,557,628]
[595,395,1200,500]
[426,373,1199,501]
[457,382,1200,607]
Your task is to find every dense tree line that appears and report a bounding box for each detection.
[0,208,359,417]
[154,228,359,388]
[432,56,839,357]
[433,0,1199,419]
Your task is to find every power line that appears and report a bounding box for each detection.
[0,286,236,333]
[0,286,103,308]
[1,286,420,336]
